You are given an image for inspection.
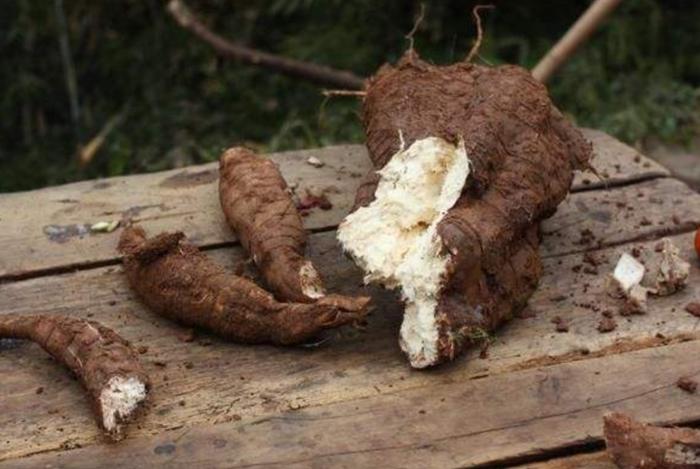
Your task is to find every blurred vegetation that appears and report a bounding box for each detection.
[1,0,699,192]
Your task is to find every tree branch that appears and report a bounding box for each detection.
[532,0,622,83]
[166,0,365,90]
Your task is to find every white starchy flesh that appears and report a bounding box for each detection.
[611,239,689,306]
[667,443,700,465]
[299,261,326,299]
[622,284,649,315]
[612,253,646,293]
[654,238,690,296]
[337,137,470,368]
[99,376,148,437]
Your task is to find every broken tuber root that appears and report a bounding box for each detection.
[604,412,700,468]
[219,147,325,303]
[0,314,149,441]
[610,238,690,314]
[339,48,591,368]
[118,226,369,345]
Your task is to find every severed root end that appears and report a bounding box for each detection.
[338,136,470,368]
[604,412,700,468]
[316,294,372,326]
[299,261,326,299]
[99,375,149,440]
[612,253,645,293]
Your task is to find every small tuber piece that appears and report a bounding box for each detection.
[604,412,700,468]
[0,314,149,441]
[610,239,690,315]
[652,238,690,296]
[695,227,700,260]
[118,226,368,345]
[219,147,325,303]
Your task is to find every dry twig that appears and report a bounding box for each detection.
[166,0,364,90]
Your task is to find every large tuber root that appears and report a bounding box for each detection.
[0,314,149,441]
[604,412,700,468]
[118,226,369,345]
[338,50,592,368]
[219,147,325,303]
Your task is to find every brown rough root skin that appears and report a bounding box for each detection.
[356,50,593,365]
[604,412,700,468]
[118,226,369,345]
[219,147,321,303]
[0,314,150,440]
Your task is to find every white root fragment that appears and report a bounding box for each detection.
[652,238,690,296]
[621,284,649,315]
[337,137,470,368]
[610,238,690,315]
[299,261,326,299]
[306,156,324,168]
[99,376,148,439]
[612,253,645,293]
[611,252,649,314]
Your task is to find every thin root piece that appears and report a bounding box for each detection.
[321,89,367,98]
[465,4,495,63]
[604,412,700,468]
[118,226,369,345]
[0,314,149,441]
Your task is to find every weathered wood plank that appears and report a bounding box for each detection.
[518,452,615,469]
[1,228,698,461]
[542,177,700,258]
[0,130,668,280]
[0,145,370,279]
[5,340,699,468]
[575,129,668,190]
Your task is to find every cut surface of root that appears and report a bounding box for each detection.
[99,376,148,435]
[612,253,646,293]
[611,238,690,314]
[299,261,326,299]
[338,137,469,367]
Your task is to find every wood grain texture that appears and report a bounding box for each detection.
[0,145,371,279]
[4,340,700,468]
[1,228,698,462]
[542,177,700,258]
[519,452,616,469]
[0,130,685,466]
[0,130,667,279]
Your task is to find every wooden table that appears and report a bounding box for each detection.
[1,130,699,468]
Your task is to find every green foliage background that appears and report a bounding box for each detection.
[1,0,699,192]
